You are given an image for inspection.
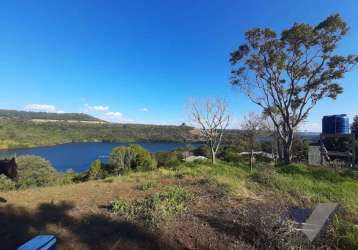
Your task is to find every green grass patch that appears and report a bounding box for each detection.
[329,215,358,249]
[136,181,157,191]
[110,185,191,224]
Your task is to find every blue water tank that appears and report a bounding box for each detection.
[322,114,350,135]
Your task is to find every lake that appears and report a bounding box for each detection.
[0,142,198,172]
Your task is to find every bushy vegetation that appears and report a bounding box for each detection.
[111,185,191,224]
[154,152,181,168]
[109,144,157,174]
[0,156,80,190]
[136,181,157,191]
[85,160,107,180]
[217,145,243,163]
[15,156,60,189]
[61,169,77,185]
[0,175,16,191]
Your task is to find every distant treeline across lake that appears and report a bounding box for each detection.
[0,142,199,172]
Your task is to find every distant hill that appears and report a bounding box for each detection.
[0,109,105,123]
[0,110,201,149]
[0,109,320,149]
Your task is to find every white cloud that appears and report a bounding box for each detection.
[81,102,135,123]
[105,112,122,117]
[139,107,149,112]
[92,105,109,112]
[100,111,135,123]
[84,104,109,112]
[24,104,58,113]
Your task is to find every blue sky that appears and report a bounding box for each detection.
[0,1,357,131]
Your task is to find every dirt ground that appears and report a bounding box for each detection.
[0,177,299,250]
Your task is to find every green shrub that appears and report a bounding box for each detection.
[72,171,88,183]
[109,146,131,175]
[329,216,358,250]
[136,181,157,191]
[218,145,242,163]
[110,185,191,223]
[86,159,106,180]
[154,186,190,220]
[192,145,211,158]
[129,144,157,171]
[109,144,157,174]
[61,169,77,185]
[0,175,16,191]
[16,155,60,189]
[155,152,181,168]
[110,198,131,214]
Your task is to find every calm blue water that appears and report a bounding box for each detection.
[0,142,197,172]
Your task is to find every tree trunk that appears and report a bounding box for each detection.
[250,148,254,172]
[283,133,293,165]
[275,132,284,162]
[211,149,216,164]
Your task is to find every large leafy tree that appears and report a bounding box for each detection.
[230,14,358,164]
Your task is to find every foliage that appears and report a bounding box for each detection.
[109,146,130,174]
[328,215,358,249]
[16,155,60,189]
[136,181,157,191]
[154,152,181,168]
[192,145,211,157]
[111,185,191,224]
[110,199,131,214]
[86,160,106,180]
[61,169,77,185]
[109,144,157,174]
[217,145,242,163]
[0,175,16,191]
[129,144,157,171]
[230,14,358,163]
[291,136,309,162]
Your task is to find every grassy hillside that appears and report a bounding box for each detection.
[0,162,357,249]
[0,119,201,149]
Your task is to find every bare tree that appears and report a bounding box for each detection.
[230,14,358,164]
[241,112,265,171]
[190,98,230,164]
